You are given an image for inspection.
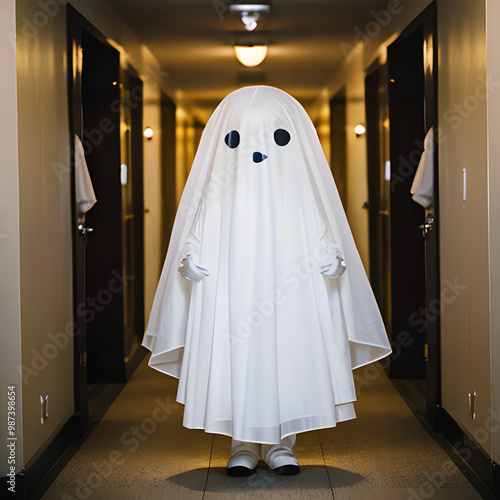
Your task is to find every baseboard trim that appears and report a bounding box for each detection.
[436,407,500,498]
[1,414,80,499]
[125,344,147,380]
[6,349,147,499]
[1,470,25,499]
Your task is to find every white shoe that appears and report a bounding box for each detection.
[227,440,260,477]
[261,435,300,475]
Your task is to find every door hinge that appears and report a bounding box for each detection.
[80,350,87,367]
[424,343,429,362]
[468,391,476,420]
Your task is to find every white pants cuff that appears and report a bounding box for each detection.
[227,440,261,469]
[261,434,298,469]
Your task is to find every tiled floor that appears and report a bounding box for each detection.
[42,356,482,499]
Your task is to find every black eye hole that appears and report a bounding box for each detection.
[274,128,291,146]
[225,130,240,149]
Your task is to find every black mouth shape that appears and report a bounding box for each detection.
[253,152,268,163]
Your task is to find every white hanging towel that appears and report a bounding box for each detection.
[143,86,392,445]
[74,134,97,214]
[411,126,434,208]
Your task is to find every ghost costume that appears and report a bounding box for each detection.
[143,86,391,449]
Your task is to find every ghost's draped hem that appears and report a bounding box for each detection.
[142,335,184,379]
[178,402,357,445]
[349,341,392,371]
[142,334,391,378]
[347,318,392,370]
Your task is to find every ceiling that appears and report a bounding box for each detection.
[105,0,394,121]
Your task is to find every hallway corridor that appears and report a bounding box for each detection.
[42,356,480,499]
[4,1,500,498]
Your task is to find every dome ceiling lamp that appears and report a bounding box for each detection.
[234,44,268,67]
[229,3,271,67]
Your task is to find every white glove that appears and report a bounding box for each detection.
[320,256,346,279]
[178,254,209,282]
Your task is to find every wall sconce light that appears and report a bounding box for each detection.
[144,126,154,140]
[229,4,271,31]
[234,44,268,67]
[354,124,366,137]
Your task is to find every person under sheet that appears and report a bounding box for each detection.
[142,86,392,476]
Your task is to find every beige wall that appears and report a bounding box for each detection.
[310,0,433,273]
[175,107,199,204]
[143,87,163,317]
[14,0,166,466]
[486,0,500,464]
[345,51,370,272]
[16,0,75,465]
[438,0,492,456]
[310,0,496,464]
[0,0,24,476]
[310,49,370,271]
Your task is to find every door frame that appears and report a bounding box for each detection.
[67,4,122,431]
[365,63,392,332]
[387,2,440,427]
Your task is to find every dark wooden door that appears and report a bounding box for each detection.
[388,25,427,381]
[119,68,145,371]
[68,6,145,412]
[365,64,392,329]
[387,3,440,425]
[80,30,124,384]
[330,89,347,209]
[68,16,89,430]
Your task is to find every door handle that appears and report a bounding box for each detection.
[419,217,434,238]
[78,224,94,236]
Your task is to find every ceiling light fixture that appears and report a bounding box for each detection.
[234,44,268,67]
[229,3,271,31]
[241,12,259,31]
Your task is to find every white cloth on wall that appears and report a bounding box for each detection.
[411,126,434,209]
[142,86,392,444]
[74,134,97,214]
